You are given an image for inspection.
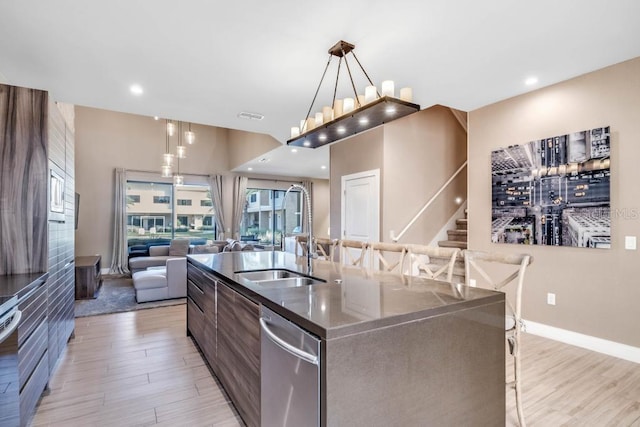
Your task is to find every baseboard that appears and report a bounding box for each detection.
[525,320,640,364]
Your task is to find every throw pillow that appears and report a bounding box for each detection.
[169,239,190,256]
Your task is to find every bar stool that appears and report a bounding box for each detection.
[463,249,533,427]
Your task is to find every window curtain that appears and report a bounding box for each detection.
[232,176,248,240]
[301,180,313,234]
[207,174,226,240]
[110,168,130,275]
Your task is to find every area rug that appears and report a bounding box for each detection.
[74,275,185,317]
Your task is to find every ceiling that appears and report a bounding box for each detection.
[1,1,639,179]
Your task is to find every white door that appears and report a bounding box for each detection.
[341,169,380,265]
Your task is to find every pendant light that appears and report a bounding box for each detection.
[174,122,184,185]
[185,122,195,144]
[176,121,186,159]
[161,119,174,177]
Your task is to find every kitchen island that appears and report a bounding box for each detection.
[187,251,505,426]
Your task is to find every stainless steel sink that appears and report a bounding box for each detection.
[235,269,325,288]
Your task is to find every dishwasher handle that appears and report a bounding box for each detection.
[0,309,22,344]
[260,317,319,366]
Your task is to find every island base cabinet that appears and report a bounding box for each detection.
[323,301,506,426]
[187,264,217,371]
[186,264,260,427]
[216,282,261,427]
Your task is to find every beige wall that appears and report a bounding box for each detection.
[468,57,640,347]
[383,106,467,244]
[312,179,330,239]
[329,107,467,244]
[329,127,384,239]
[75,106,330,266]
[228,129,281,170]
[75,107,231,265]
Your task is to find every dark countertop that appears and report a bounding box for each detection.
[0,272,48,302]
[187,252,504,340]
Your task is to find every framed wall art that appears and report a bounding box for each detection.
[491,126,610,248]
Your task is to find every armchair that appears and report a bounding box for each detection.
[132,257,187,303]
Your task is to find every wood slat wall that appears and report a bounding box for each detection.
[47,99,75,376]
[0,84,48,275]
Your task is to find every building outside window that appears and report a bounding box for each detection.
[126,180,216,246]
[240,188,302,245]
[153,195,171,204]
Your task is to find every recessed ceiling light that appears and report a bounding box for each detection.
[153,116,159,120]
[321,165,327,170]
[248,167,253,171]
[525,76,538,86]
[130,84,144,95]
[291,148,298,153]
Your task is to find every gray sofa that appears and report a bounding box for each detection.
[129,239,228,274]
[129,244,182,274]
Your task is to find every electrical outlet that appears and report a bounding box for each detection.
[547,293,556,305]
[469,279,477,287]
[625,236,637,250]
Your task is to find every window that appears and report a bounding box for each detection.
[240,188,302,245]
[176,215,189,232]
[153,196,171,204]
[126,180,216,246]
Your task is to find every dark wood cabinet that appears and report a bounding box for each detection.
[0,85,75,426]
[47,98,76,377]
[74,255,102,299]
[186,263,261,427]
[0,280,49,427]
[186,264,217,372]
[229,288,261,427]
[215,282,237,399]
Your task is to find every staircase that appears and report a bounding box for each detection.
[438,210,468,250]
[437,210,467,283]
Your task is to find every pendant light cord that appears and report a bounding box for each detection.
[302,53,333,132]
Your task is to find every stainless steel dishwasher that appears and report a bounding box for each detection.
[260,306,320,427]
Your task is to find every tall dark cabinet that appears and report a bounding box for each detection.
[46,99,76,375]
[0,84,75,426]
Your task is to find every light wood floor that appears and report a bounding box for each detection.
[506,334,640,426]
[31,305,640,426]
[30,305,242,427]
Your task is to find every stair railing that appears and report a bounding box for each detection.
[391,161,467,243]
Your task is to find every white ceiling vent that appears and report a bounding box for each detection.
[238,111,264,121]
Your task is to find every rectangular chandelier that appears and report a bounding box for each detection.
[287,40,420,148]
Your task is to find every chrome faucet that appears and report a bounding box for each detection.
[281,184,315,274]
